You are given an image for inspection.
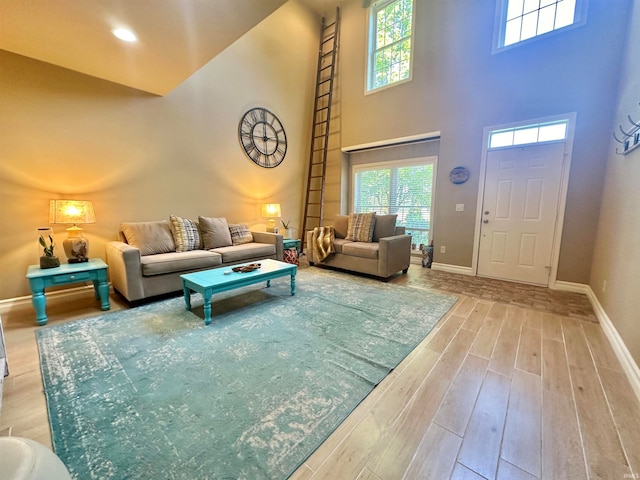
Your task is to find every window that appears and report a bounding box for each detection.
[353,158,434,247]
[488,119,568,149]
[495,0,586,49]
[367,0,414,92]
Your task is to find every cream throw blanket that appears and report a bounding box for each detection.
[312,226,335,262]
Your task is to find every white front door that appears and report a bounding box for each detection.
[477,142,565,285]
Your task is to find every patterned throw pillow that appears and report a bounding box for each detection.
[345,212,377,242]
[169,215,202,252]
[228,223,254,245]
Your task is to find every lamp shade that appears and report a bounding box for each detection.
[49,200,96,225]
[261,203,281,218]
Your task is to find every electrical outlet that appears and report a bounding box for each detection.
[440,246,446,254]
[456,203,464,212]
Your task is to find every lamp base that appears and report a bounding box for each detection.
[63,236,89,263]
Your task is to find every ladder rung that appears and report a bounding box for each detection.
[322,35,335,44]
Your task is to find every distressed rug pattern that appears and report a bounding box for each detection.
[37,269,457,479]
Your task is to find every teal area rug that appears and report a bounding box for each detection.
[37,269,457,479]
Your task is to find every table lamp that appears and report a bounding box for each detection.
[261,203,281,233]
[49,200,96,263]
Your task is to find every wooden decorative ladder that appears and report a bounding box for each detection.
[301,7,340,252]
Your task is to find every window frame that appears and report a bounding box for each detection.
[351,156,436,246]
[492,0,588,53]
[365,0,416,94]
[488,119,569,150]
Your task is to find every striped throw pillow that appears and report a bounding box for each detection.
[345,212,377,242]
[228,223,254,245]
[169,215,202,252]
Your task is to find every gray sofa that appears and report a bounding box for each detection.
[106,217,283,302]
[306,214,411,279]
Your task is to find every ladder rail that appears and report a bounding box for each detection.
[301,7,340,252]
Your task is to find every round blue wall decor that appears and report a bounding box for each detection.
[449,166,470,184]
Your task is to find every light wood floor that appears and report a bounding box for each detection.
[2,264,639,480]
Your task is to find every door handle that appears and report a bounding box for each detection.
[484,211,490,215]
[483,219,489,224]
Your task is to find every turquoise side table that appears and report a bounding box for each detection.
[26,258,110,326]
[282,238,301,255]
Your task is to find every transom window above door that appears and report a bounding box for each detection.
[488,119,568,149]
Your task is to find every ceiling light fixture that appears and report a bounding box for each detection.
[112,28,137,42]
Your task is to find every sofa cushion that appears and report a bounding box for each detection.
[199,216,233,249]
[169,215,202,252]
[332,238,351,254]
[141,250,222,276]
[211,242,276,263]
[373,214,398,241]
[334,215,349,239]
[228,223,253,245]
[342,241,380,260]
[346,212,377,242]
[121,220,176,256]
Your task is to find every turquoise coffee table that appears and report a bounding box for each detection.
[180,259,297,325]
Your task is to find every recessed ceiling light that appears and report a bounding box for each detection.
[112,28,137,42]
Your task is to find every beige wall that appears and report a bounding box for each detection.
[590,1,640,365]
[332,0,630,282]
[0,0,319,300]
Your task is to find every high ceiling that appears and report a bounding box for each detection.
[0,0,343,96]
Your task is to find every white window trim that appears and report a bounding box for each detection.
[492,0,589,53]
[365,0,416,95]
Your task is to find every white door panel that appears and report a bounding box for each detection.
[478,143,565,285]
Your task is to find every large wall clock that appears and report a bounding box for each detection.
[238,107,287,168]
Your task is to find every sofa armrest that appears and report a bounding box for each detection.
[105,241,145,302]
[378,234,411,277]
[250,231,284,261]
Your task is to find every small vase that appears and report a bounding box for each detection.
[40,256,60,269]
[285,228,292,239]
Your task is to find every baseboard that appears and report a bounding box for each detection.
[0,285,110,318]
[551,280,589,294]
[585,286,640,402]
[430,263,475,276]
[555,281,640,401]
